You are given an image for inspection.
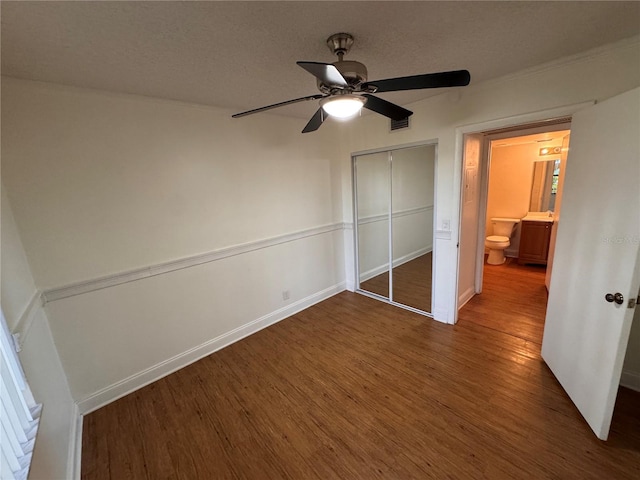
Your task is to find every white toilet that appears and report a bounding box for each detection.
[485,218,521,265]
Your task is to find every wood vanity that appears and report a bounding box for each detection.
[518,219,553,265]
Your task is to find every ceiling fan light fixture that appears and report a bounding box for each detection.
[232,33,470,133]
[320,95,365,119]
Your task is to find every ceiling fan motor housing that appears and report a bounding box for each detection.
[327,32,354,57]
[317,60,368,93]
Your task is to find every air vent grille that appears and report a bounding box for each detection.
[390,116,410,131]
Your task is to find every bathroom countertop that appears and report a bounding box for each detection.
[522,215,554,222]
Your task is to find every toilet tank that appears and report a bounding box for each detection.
[491,217,521,237]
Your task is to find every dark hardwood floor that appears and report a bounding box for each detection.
[82,261,640,479]
[360,253,432,312]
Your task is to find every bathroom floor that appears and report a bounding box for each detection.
[458,256,548,344]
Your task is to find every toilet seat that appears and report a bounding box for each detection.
[485,235,510,248]
[485,235,510,265]
[486,235,509,243]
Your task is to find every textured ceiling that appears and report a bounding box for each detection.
[2,1,640,119]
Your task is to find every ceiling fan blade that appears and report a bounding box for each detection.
[297,61,349,88]
[362,94,413,121]
[363,69,471,93]
[302,108,325,133]
[232,94,325,118]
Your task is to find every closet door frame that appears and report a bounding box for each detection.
[352,139,438,317]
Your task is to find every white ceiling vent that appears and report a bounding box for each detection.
[390,116,410,131]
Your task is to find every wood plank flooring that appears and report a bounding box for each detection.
[82,262,640,479]
[458,257,548,344]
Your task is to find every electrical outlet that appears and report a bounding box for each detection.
[282,290,290,301]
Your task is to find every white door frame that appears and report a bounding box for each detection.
[473,122,572,295]
[452,102,594,323]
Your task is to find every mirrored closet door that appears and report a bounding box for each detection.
[354,143,436,315]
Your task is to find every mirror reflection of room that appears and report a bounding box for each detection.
[355,152,390,299]
[529,158,560,212]
[391,147,435,312]
[355,144,435,314]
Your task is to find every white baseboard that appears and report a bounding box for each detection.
[432,307,449,324]
[68,403,83,480]
[359,263,389,284]
[458,286,475,310]
[394,246,432,269]
[359,246,432,284]
[620,370,640,392]
[77,282,346,414]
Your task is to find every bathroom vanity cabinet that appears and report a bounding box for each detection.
[518,220,553,265]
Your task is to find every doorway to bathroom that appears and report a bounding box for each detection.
[457,119,571,340]
[454,91,640,443]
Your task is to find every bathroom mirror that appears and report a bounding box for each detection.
[354,143,435,315]
[529,159,560,213]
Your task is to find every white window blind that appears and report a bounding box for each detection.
[0,309,41,480]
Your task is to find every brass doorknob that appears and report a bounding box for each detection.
[605,293,624,305]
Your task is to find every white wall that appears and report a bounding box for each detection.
[1,188,37,331]
[339,36,640,322]
[1,187,77,480]
[2,79,341,288]
[1,78,346,408]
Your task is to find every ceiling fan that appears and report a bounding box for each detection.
[232,33,471,133]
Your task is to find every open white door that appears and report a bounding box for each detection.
[542,87,640,440]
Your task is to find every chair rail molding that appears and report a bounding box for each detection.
[42,222,346,304]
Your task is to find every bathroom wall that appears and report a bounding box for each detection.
[485,141,562,256]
